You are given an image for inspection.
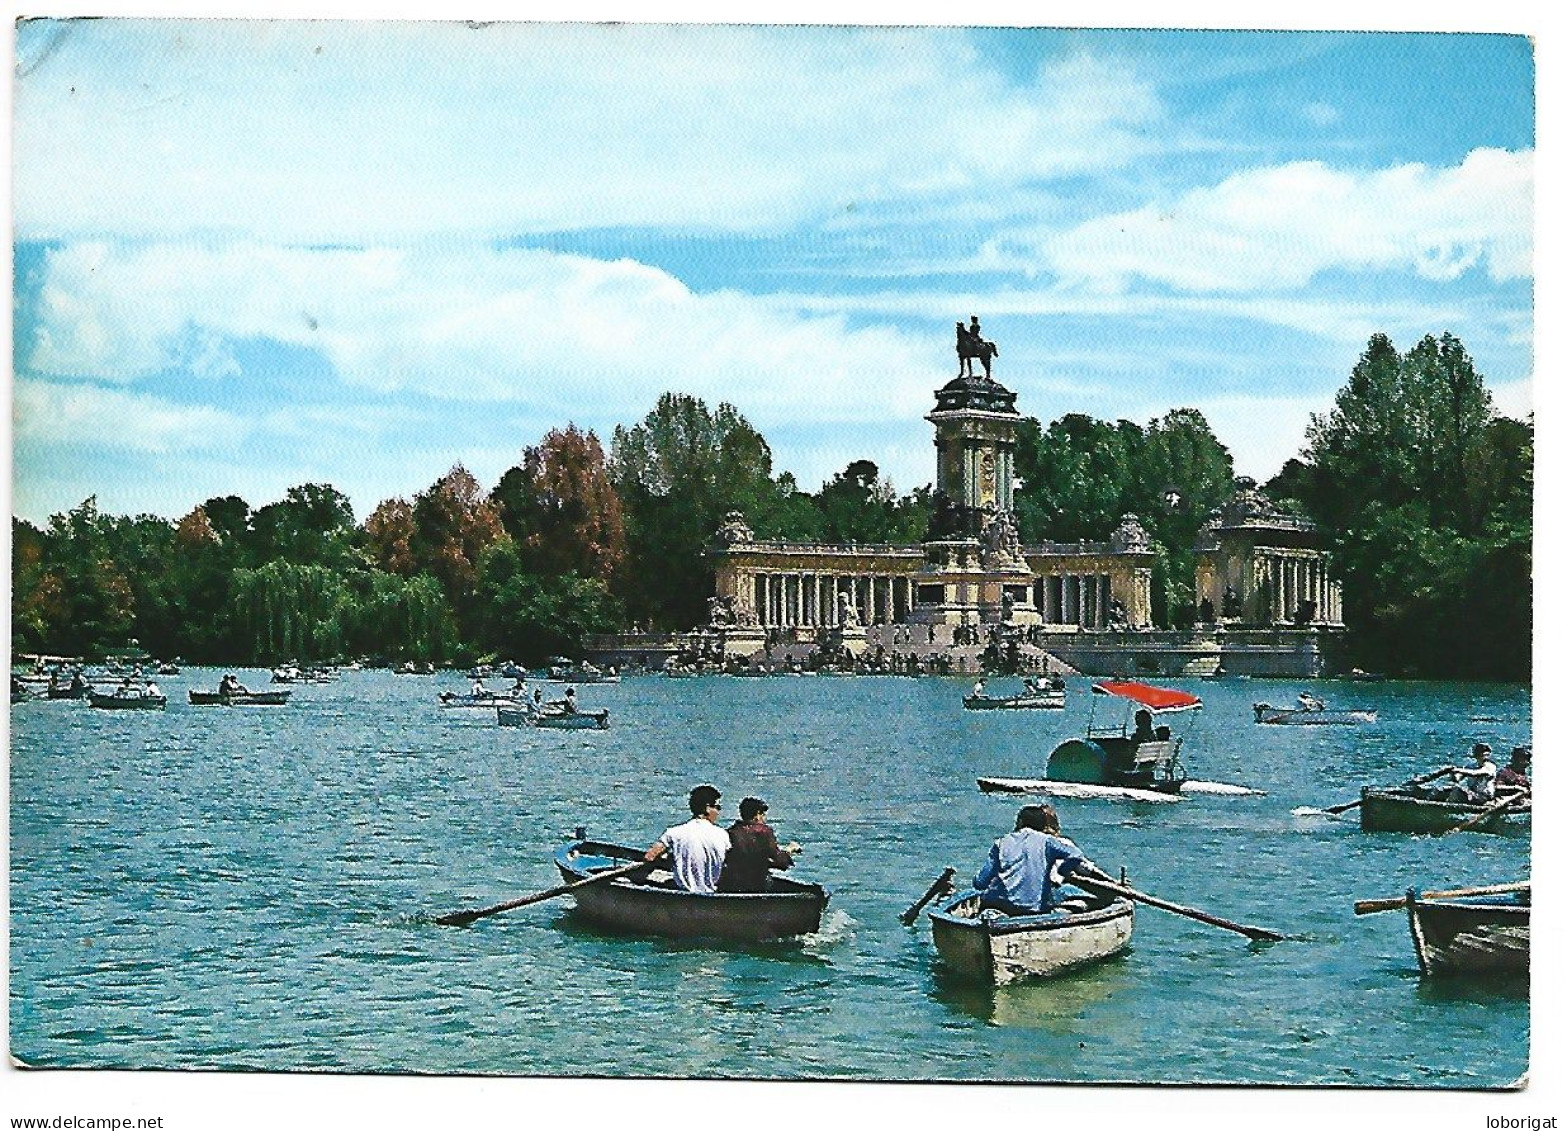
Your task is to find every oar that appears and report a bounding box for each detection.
[1354,881,1529,916]
[1313,766,1457,816]
[1438,790,1529,836]
[1074,870,1285,942]
[435,858,654,927]
[899,866,956,926]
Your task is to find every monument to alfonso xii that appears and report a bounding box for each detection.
[702,319,1344,678]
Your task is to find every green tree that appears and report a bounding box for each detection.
[611,394,790,630]
[1300,334,1529,678]
[230,560,353,662]
[473,538,622,663]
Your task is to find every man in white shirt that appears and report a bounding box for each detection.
[1447,742,1498,804]
[645,785,730,894]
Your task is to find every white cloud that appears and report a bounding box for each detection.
[15,22,1169,243]
[20,241,947,424]
[1489,376,1533,422]
[12,379,250,454]
[1037,148,1532,292]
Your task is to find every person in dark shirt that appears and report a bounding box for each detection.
[1131,708,1158,744]
[717,797,799,893]
[1496,746,1531,792]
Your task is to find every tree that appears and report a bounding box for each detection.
[611,395,790,629]
[1300,333,1529,679]
[250,483,358,569]
[492,425,627,581]
[410,465,504,601]
[472,539,623,663]
[364,498,418,576]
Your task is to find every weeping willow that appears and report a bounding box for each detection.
[230,562,351,662]
[344,571,456,662]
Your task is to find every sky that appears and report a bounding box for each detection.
[11,19,1535,526]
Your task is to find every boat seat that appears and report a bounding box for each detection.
[1130,739,1175,767]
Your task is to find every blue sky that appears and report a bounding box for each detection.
[11,20,1534,526]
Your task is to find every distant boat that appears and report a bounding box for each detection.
[189,688,291,706]
[439,690,521,709]
[929,889,1135,985]
[963,684,1066,711]
[88,689,167,711]
[497,705,609,730]
[1406,888,1529,977]
[553,839,828,940]
[1253,697,1376,725]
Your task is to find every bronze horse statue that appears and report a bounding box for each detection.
[956,318,998,379]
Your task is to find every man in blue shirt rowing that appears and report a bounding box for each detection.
[973,804,1101,915]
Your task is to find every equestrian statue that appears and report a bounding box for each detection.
[956,315,998,379]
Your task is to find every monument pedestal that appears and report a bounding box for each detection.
[717,625,767,659]
[825,625,870,657]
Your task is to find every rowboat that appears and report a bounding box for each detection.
[189,689,292,706]
[1041,680,1202,794]
[1406,889,1529,977]
[497,706,610,729]
[929,889,1135,985]
[1253,699,1376,725]
[553,840,829,940]
[88,690,167,710]
[1359,788,1530,835]
[438,690,521,709]
[964,687,1066,711]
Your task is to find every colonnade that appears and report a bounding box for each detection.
[749,572,916,629]
[1255,553,1341,624]
[1036,573,1113,629]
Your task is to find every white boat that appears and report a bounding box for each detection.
[977,777,1184,804]
[497,705,610,730]
[929,889,1135,985]
[1254,696,1376,725]
[963,684,1066,710]
[439,690,521,709]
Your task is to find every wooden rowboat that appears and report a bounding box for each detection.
[1359,788,1530,835]
[1253,702,1376,725]
[497,706,610,729]
[439,691,521,709]
[1406,889,1529,977]
[929,889,1135,985]
[963,689,1066,711]
[553,840,829,940]
[188,689,292,706]
[88,690,167,710]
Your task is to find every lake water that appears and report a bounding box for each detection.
[8,670,1531,1085]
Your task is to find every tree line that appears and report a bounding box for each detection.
[11,334,1531,679]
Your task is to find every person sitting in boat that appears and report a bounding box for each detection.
[717,797,800,894]
[973,678,987,699]
[1297,691,1325,712]
[1131,708,1158,744]
[1050,673,1066,692]
[562,687,579,714]
[644,785,730,895]
[70,669,88,693]
[143,680,161,699]
[1495,746,1531,793]
[1444,743,1498,804]
[471,678,487,698]
[973,804,1099,916]
[219,673,250,696]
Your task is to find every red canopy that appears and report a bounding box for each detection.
[1091,680,1203,713]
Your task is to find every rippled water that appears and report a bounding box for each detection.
[9,669,1531,1084]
